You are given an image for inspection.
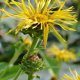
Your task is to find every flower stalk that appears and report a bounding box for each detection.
[28,74,34,80]
[21,34,45,80]
[24,35,42,59]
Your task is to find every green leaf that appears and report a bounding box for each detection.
[0,62,8,73]
[0,62,20,80]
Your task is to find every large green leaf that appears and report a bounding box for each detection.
[0,62,20,80]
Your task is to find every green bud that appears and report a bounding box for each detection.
[21,55,45,75]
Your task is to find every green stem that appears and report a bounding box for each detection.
[28,74,33,80]
[23,36,42,80]
[13,68,22,80]
[9,43,24,66]
[9,50,21,66]
[24,36,41,58]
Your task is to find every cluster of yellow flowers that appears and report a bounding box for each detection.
[0,0,77,47]
[63,70,80,80]
[46,45,76,62]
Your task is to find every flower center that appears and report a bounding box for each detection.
[35,14,48,23]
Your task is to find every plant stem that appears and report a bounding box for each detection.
[24,36,41,58]
[28,74,33,80]
[9,50,21,66]
[23,37,41,80]
[9,43,24,66]
[13,68,22,80]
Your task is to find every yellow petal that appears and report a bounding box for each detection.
[1,9,15,17]
[0,9,22,19]
[58,0,66,11]
[55,23,76,31]
[63,74,72,80]
[28,0,35,14]
[43,24,49,48]
[5,0,19,13]
[15,20,26,34]
[6,28,15,34]
[42,0,51,14]
[59,19,77,25]
[21,0,30,16]
[50,25,67,46]
[10,0,22,11]
[35,0,39,13]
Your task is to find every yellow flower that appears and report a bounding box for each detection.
[24,38,32,46]
[46,45,76,62]
[0,0,77,48]
[63,70,80,80]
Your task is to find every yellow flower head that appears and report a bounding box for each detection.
[46,45,76,62]
[0,0,77,48]
[24,37,32,46]
[63,70,80,80]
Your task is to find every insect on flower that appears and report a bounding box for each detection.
[0,0,77,48]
